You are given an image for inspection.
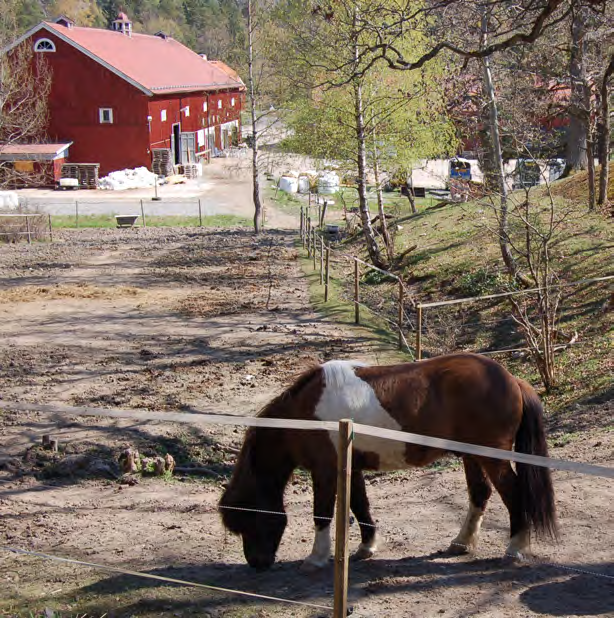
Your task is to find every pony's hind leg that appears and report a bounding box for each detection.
[449,456,492,554]
[302,470,336,571]
[481,459,531,559]
[349,469,378,561]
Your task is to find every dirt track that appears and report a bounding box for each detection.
[0,227,612,618]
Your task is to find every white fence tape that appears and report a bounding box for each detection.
[1,399,612,479]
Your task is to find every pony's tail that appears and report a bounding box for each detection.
[515,379,558,540]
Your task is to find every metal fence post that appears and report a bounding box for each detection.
[333,418,353,618]
[198,199,203,227]
[140,199,147,227]
[48,214,53,243]
[306,218,311,257]
[320,235,324,284]
[25,216,31,244]
[75,201,79,228]
[416,304,423,360]
[354,258,360,324]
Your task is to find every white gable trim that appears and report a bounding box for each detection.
[2,23,153,96]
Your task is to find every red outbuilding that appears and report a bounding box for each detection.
[3,14,245,178]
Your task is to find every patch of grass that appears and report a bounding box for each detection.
[297,239,408,365]
[50,214,251,229]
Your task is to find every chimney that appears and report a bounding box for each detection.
[112,12,132,36]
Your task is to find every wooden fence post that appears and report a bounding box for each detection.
[140,199,147,227]
[306,218,311,257]
[325,246,330,302]
[398,279,404,350]
[48,214,53,243]
[320,236,324,285]
[321,199,328,227]
[312,228,316,270]
[354,258,360,324]
[198,199,203,227]
[25,216,31,244]
[333,418,353,618]
[300,206,304,241]
[416,304,423,361]
[318,201,322,229]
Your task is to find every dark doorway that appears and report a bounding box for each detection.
[171,123,181,165]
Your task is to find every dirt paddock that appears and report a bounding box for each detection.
[0,228,612,618]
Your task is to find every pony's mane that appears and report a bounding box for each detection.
[257,364,322,419]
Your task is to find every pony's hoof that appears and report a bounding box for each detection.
[447,540,473,555]
[351,546,376,561]
[300,558,328,572]
[504,549,534,562]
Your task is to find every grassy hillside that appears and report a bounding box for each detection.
[323,176,613,422]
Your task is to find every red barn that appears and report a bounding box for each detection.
[4,14,245,178]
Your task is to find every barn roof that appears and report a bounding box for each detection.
[6,22,245,96]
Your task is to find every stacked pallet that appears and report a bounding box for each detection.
[61,163,99,189]
[182,163,199,179]
[152,149,173,177]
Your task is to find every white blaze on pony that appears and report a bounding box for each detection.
[219,354,558,571]
[315,360,407,470]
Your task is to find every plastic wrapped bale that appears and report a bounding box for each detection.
[279,176,299,193]
[318,171,340,195]
[297,176,310,194]
[0,191,18,210]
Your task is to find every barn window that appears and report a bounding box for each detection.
[161,109,167,122]
[217,100,222,109]
[182,106,190,117]
[99,108,114,124]
[231,97,235,107]
[203,102,207,112]
[34,38,56,53]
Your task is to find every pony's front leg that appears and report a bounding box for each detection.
[350,468,378,560]
[302,471,336,571]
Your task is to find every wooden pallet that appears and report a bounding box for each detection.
[152,149,173,177]
[61,163,99,189]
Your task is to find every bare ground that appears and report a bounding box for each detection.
[0,227,612,618]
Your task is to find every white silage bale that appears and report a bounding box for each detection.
[279,176,298,193]
[297,176,310,194]
[0,191,19,210]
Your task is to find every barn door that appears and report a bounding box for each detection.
[180,133,196,164]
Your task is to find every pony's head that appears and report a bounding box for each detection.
[219,429,293,570]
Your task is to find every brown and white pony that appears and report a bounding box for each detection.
[219,353,557,570]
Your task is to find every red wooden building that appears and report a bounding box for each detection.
[4,14,245,178]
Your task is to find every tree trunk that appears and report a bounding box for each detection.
[247,0,263,233]
[372,137,394,261]
[481,16,520,283]
[597,56,613,207]
[587,131,595,211]
[406,167,417,214]
[565,9,589,174]
[354,82,384,268]
[351,11,384,268]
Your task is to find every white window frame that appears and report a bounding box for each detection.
[161,109,167,122]
[217,100,222,109]
[34,38,56,53]
[203,102,208,112]
[99,108,114,124]
[231,97,235,107]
